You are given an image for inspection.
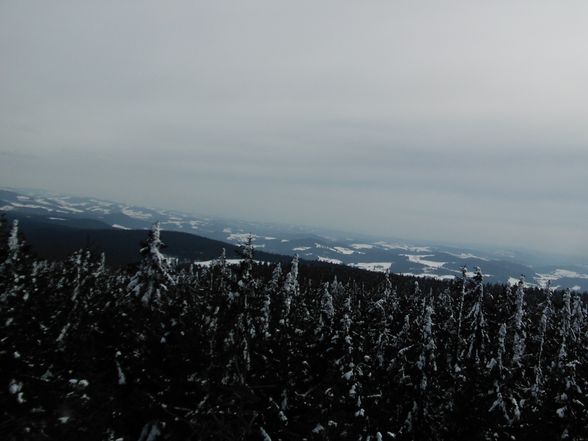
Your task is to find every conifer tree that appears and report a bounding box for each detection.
[317,282,335,342]
[549,290,587,439]
[511,277,527,368]
[0,220,30,302]
[408,301,440,440]
[465,267,489,368]
[532,281,554,401]
[128,221,175,307]
[453,265,468,377]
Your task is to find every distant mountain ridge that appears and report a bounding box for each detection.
[0,213,295,267]
[1,187,587,291]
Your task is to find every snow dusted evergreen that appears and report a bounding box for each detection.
[0,219,587,440]
[128,221,175,306]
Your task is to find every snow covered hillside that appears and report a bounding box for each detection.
[1,187,586,291]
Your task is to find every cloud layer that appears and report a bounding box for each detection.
[1,1,587,256]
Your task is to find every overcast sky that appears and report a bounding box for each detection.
[1,1,588,256]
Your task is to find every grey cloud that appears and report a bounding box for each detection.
[1,0,587,256]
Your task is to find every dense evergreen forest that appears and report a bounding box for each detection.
[1,218,587,441]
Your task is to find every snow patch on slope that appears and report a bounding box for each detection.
[194,259,245,267]
[122,207,153,220]
[349,262,392,273]
[535,269,588,288]
[401,273,456,281]
[375,242,431,253]
[11,202,53,211]
[350,243,374,250]
[314,243,355,255]
[446,252,489,261]
[402,254,446,270]
[227,233,257,242]
[334,246,355,255]
[318,256,343,264]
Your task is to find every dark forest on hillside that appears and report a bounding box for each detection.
[1,217,587,441]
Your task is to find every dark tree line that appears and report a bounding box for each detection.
[1,218,587,440]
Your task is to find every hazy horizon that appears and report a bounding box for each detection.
[3,184,586,266]
[2,1,588,257]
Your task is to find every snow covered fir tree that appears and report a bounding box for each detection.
[1,217,587,440]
